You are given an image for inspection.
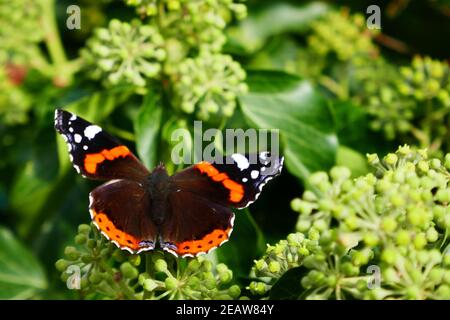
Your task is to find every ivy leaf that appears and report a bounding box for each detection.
[332,100,394,155]
[0,227,47,299]
[134,90,162,169]
[336,146,369,178]
[269,267,307,300]
[227,2,330,54]
[239,70,337,181]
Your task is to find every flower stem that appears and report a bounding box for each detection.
[41,0,72,85]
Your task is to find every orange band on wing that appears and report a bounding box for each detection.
[175,227,232,256]
[84,146,131,174]
[91,210,140,251]
[195,161,244,203]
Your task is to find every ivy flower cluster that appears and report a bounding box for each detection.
[173,51,248,120]
[307,11,378,62]
[56,224,240,299]
[82,19,166,88]
[366,56,450,152]
[251,146,450,299]
[0,65,31,125]
[295,10,450,152]
[248,232,317,295]
[0,0,43,64]
[398,56,450,105]
[82,0,248,120]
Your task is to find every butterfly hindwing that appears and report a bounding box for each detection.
[160,189,234,257]
[89,179,157,254]
[54,109,149,181]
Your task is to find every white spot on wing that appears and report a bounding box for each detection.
[231,153,249,170]
[89,194,94,208]
[251,170,259,179]
[69,127,74,133]
[74,134,82,143]
[73,164,80,173]
[84,125,102,140]
[70,114,77,121]
[83,145,88,150]
[259,151,269,161]
[242,177,248,182]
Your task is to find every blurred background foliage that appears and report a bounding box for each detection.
[0,0,449,299]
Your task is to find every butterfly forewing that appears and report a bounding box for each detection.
[54,109,149,181]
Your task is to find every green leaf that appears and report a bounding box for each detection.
[269,267,306,300]
[239,70,337,181]
[332,100,394,155]
[217,209,265,278]
[134,91,162,169]
[0,226,47,299]
[227,2,330,54]
[336,146,369,178]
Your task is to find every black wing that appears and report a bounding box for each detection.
[89,179,157,254]
[54,109,149,181]
[170,152,283,208]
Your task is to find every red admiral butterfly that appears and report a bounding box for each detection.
[54,109,283,257]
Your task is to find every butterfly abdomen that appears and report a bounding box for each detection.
[147,165,170,226]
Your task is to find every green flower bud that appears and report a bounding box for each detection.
[296,219,311,232]
[443,271,450,285]
[138,272,149,286]
[435,285,450,298]
[268,261,281,274]
[436,189,450,203]
[426,227,439,242]
[55,259,69,272]
[120,262,138,279]
[406,286,422,299]
[413,233,427,249]
[219,271,233,284]
[248,281,267,295]
[81,254,94,264]
[385,153,398,166]
[154,259,168,273]
[64,246,80,261]
[429,268,444,283]
[381,248,397,265]
[87,239,97,249]
[89,273,103,285]
[129,255,141,267]
[396,230,410,246]
[228,285,241,299]
[383,267,399,283]
[78,224,91,234]
[381,217,397,232]
[363,232,379,246]
[143,279,159,291]
[341,262,359,277]
[164,276,179,290]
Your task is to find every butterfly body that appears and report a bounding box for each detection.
[146,164,170,226]
[55,109,283,257]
